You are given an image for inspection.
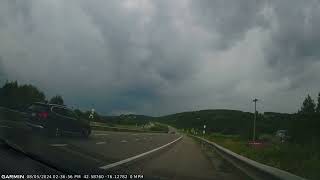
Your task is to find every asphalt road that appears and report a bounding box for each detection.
[0,120,248,180]
[121,136,249,180]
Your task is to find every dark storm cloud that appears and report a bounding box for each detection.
[265,0,320,67]
[0,57,6,83]
[257,0,320,94]
[190,0,270,49]
[1,0,320,115]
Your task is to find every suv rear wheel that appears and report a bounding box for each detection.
[81,128,90,138]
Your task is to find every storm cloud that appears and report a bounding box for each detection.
[0,0,320,115]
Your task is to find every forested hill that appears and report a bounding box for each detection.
[154,109,294,138]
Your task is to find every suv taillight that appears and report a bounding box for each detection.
[38,112,48,119]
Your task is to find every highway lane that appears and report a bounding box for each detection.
[0,120,248,179]
[63,130,179,162]
[44,130,180,170]
[0,120,180,174]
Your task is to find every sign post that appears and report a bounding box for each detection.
[203,124,206,138]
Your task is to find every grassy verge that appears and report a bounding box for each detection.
[203,133,319,180]
[90,121,142,130]
[148,123,169,133]
[91,125,148,133]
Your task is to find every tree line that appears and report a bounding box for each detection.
[299,93,320,114]
[157,94,320,146]
[0,81,64,109]
[0,81,102,121]
[290,93,320,145]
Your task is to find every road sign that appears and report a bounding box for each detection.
[89,108,95,119]
[204,125,206,129]
[203,130,205,134]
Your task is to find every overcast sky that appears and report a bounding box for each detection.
[1,0,320,116]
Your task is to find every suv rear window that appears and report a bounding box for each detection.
[28,104,49,112]
[52,107,78,119]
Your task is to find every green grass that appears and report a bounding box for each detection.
[148,123,169,133]
[204,133,320,180]
[90,121,143,130]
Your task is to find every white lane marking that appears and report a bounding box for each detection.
[94,133,109,136]
[0,125,11,128]
[100,136,183,170]
[121,140,128,143]
[132,134,138,136]
[96,141,106,145]
[135,138,139,141]
[50,144,67,147]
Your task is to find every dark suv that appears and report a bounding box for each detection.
[24,102,91,137]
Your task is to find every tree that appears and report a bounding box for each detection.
[299,94,316,114]
[49,95,64,105]
[316,92,320,113]
[0,81,45,109]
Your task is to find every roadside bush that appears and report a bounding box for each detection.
[149,124,169,133]
[258,134,274,143]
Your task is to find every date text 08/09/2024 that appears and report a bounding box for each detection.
[1,174,144,179]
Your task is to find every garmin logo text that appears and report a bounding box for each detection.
[1,175,25,179]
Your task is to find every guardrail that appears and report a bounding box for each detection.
[191,135,306,180]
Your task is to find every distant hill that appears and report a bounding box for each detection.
[99,114,154,125]
[95,109,296,139]
[155,109,254,137]
[155,109,296,138]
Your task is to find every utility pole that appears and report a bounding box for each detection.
[203,124,206,138]
[252,98,258,141]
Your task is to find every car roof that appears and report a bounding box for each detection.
[33,102,68,109]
